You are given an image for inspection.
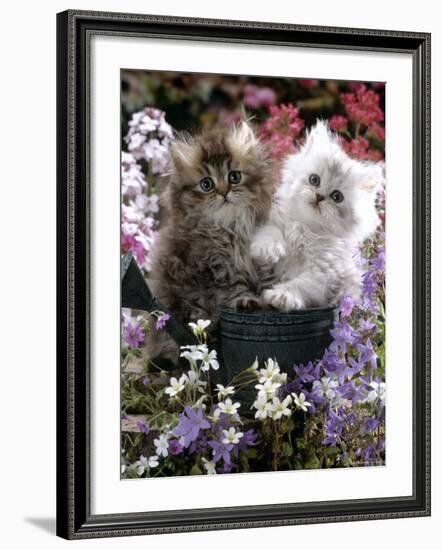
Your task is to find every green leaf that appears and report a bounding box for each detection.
[282,442,293,457]
[189,463,203,476]
[246,448,258,459]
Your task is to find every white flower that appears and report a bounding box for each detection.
[188,319,211,337]
[185,370,207,394]
[255,379,281,400]
[258,358,280,382]
[202,457,217,475]
[180,344,209,362]
[214,398,240,417]
[222,427,244,445]
[269,396,292,420]
[292,392,312,412]
[164,374,187,397]
[121,463,126,475]
[121,152,146,197]
[125,108,173,174]
[252,396,273,420]
[134,455,149,476]
[148,455,159,469]
[367,381,386,405]
[250,357,259,371]
[216,384,235,401]
[273,371,288,385]
[153,433,169,457]
[200,348,220,372]
[312,376,339,400]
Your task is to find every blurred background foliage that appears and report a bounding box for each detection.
[122,70,385,156]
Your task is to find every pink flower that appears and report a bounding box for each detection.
[346,81,363,93]
[155,312,171,331]
[121,233,145,265]
[340,136,383,161]
[259,103,304,160]
[341,84,384,127]
[329,115,348,132]
[123,322,145,348]
[257,87,277,107]
[298,79,319,89]
[219,110,241,128]
[366,122,385,142]
[244,85,276,109]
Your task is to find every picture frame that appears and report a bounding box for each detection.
[56,9,431,539]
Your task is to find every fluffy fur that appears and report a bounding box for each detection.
[147,122,274,361]
[251,120,383,311]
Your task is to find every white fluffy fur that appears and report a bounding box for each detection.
[251,120,384,311]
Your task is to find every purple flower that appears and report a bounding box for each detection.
[168,439,184,456]
[136,420,149,434]
[340,296,355,318]
[363,416,379,434]
[362,269,378,307]
[123,322,145,348]
[356,339,378,373]
[236,429,258,454]
[208,439,233,464]
[155,312,171,331]
[330,321,358,354]
[359,317,377,333]
[371,248,385,272]
[337,381,365,405]
[216,461,235,474]
[320,349,346,384]
[346,356,365,379]
[188,434,209,455]
[294,362,318,383]
[173,406,210,448]
[322,409,346,447]
[359,443,377,465]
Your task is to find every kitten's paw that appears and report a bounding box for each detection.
[232,295,263,311]
[262,287,305,312]
[251,239,286,264]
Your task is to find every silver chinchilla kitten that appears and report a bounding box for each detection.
[251,120,384,311]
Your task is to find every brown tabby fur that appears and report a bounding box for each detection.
[146,122,274,362]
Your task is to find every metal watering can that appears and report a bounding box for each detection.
[122,253,337,386]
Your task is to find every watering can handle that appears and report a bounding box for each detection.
[121,253,198,347]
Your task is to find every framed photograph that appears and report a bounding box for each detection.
[56,10,431,539]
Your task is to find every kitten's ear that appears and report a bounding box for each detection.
[358,161,385,193]
[228,121,259,156]
[169,134,199,174]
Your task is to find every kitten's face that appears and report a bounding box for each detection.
[279,121,383,242]
[167,123,272,230]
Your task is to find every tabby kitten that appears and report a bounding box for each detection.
[147,122,274,362]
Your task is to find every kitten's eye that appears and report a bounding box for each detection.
[228,170,242,185]
[330,190,344,203]
[309,174,321,187]
[199,177,215,193]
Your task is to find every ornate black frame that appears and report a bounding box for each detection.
[56,9,431,539]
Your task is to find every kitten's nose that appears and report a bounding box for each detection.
[316,193,325,203]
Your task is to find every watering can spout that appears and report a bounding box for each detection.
[121,253,198,347]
